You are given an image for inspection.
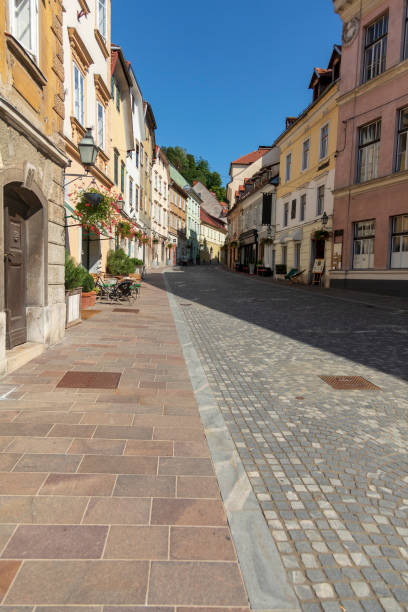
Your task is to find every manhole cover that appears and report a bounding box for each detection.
[113,308,140,313]
[57,371,121,389]
[320,375,381,391]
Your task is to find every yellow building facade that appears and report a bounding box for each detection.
[0,0,69,370]
[275,46,341,286]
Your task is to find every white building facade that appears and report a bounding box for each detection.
[63,0,112,271]
[125,65,145,261]
[151,147,170,266]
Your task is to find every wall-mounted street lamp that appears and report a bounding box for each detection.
[321,211,329,227]
[64,128,99,187]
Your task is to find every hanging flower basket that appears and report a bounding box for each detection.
[71,187,117,230]
[117,221,133,239]
[152,238,160,244]
[313,229,331,241]
[261,237,274,245]
[167,243,173,249]
[229,240,238,248]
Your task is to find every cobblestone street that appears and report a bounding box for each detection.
[165,266,408,612]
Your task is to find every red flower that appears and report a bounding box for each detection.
[85,203,90,207]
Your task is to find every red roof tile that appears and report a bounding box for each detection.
[200,208,227,230]
[111,50,118,76]
[231,147,271,166]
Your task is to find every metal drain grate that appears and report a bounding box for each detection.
[320,375,381,391]
[179,303,192,307]
[113,309,140,313]
[57,371,121,389]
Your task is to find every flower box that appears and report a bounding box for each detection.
[80,290,97,310]
[65,288,82,328]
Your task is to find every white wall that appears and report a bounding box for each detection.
[275,168,335,233]
[63,1,110,159]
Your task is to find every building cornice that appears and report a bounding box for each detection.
[94,29,109,60]
[0,96,68,167]
[334,169,408,197]
[338,59,408,106]
[94,74,111,107]
[68,27,93,73]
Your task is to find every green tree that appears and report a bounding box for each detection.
[162,146,227,202]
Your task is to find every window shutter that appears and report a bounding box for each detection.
[262,193,272,225]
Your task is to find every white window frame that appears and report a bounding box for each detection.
[285,153,292,182]
[9,0,39,62]
[97,0,107,41]
[302,138,310,171]
[319,123,329,160]
[73,62,85,126]
[96,101,104,150]
[353,219,376,269]
[390,215,408,269]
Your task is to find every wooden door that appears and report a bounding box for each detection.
[5,203,26,349]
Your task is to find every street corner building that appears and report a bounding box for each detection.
[331,0,408,296]
[0,0,69,373]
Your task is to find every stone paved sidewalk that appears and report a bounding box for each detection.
[0,274,249,610]
[166,266,408,612]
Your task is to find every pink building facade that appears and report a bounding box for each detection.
[330,0,408,295]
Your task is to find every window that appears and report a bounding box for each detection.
[10,0,38,61]
[97,0,107,40]
[285,153,292,182]
[135,143,139,167]
[282,245,287,265]
[396,107,408,172]
[114,151,119,185]
[391,215,408,268]
[353,220,376,269]
[154,174,157,190]
[363,14,388,82]
[317,186,325,216]
[302,138,310,171]
[129,178,133,207]
[96,102,104,150]
[300,194,306,221]
[404,2,408,59]
[73,63,84,125]
[135,186,139,210]
[140,145,144,166]
[320,124,329,159]
[144,152,148,170]
[283,202,289,227]
[116,83,120,112]
[120,161,125,193]
[290,199,296,220]
[357,120,381,183]
[294,243,301,268]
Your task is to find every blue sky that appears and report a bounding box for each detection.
[112,1,342,185]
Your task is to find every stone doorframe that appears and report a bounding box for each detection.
[0,166,49,371]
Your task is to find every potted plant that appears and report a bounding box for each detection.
[152,238,160,244]
[64,252,82,327]
[80,270,97,309]
[106,248,137,276]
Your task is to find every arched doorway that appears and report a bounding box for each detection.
[4,182,45,349]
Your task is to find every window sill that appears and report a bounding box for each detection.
[5,34,47,88]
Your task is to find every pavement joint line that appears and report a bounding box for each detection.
[164,271,300,612]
